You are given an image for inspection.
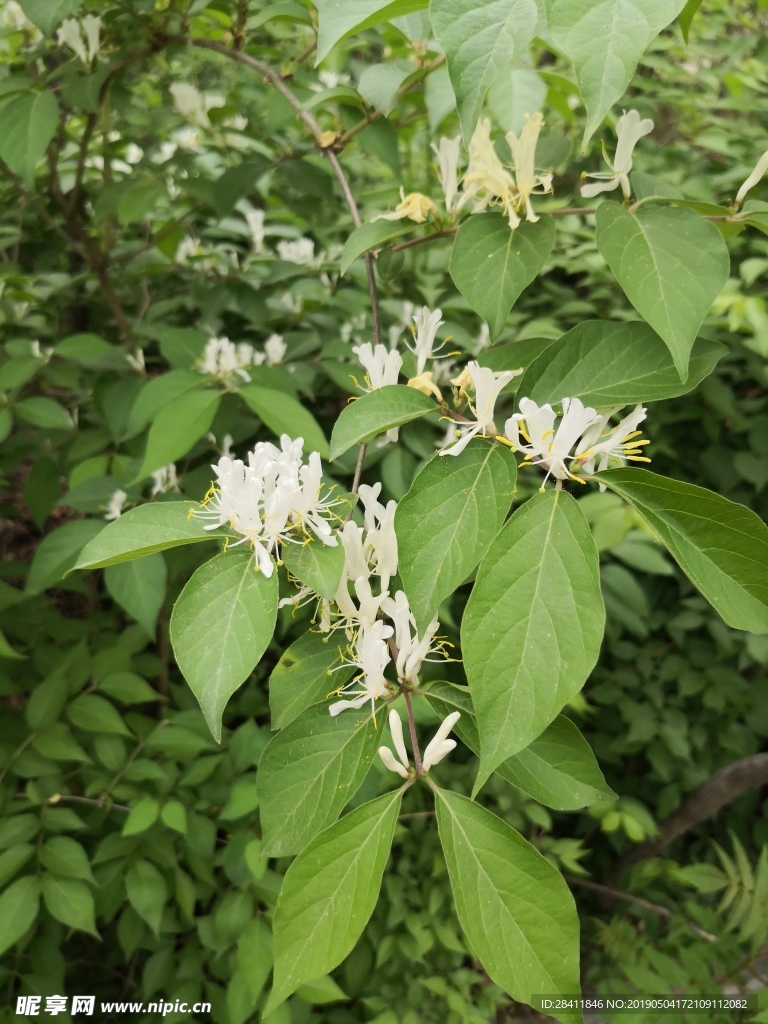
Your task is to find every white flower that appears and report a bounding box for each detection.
[276,238,316,265]
[379,708,461,775]
[736,150,768,206]
[505,396,601,487]
[409,307,445,376]
[151,464,179,497]
[104,489,127,521]
[170,83,210,128]
[462,119,515,216]
[2,1,37,33]
[244,209,267,253]
[329,620,393,716]
[264,334,286,366]
[432,136,462,215]
[422,711,461,772]
[56,18,88,64]
[505,113,553,227]
[581,109,654,201]
[198,336,257,388]
[126,348,145,373]
[195,435,337,576]
[82,15,101,62]
[439,361,520,457]
[353,342,402,390]
[381,590,449,685]
[573,404,649,488]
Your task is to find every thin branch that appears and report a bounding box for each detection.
[402,689,423,775]
[390,227,458,252]
[187,37,382,345]
[14,793,130,813]
[282,40,317,76]
[567,876,717,944]
[350,443,367,495]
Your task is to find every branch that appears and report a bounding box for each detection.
[567,876,717,944]
[187,37,381,344]
[614,753,768,873]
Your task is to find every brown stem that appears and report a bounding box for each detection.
[567,876,717,944]
[14,792,130,813]
[402,689,422,774]
[613,752,768,876]
[390,227,458,252]
[187,37,382,346]
[282,40,317,76]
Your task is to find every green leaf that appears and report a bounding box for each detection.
[678,0,704,40]
[450,214,556,342]
[518,320,726,407]
[281,540,345,601]
[124,370,205,440]
[99,671,162,704]
[125,859,167,937]
[330,386,436,460]
[123,797,161,836]
[426,682,614,809]
[14,396,73,430]
[434,788,581,1024]
[395,444,515,634]
[297,975,349,1005]
[462,490,604,792]
[266,790,402,1013]
[239,385,329,459]
[170,551,278,741]
[595,203,729,381]
[161,801,188,834]
[27,519,105,594]
[357,61,413,115]
[316,0,428,62]
[219,776,259,821]
[340,220,415,275]
[117,182,166,226]
[0,846,35,889]
[544,0,687,145]
[41,875,98,937]
[18,0,82,34]
[258,703,380,857]
[237,917,273,1002]
[430,0,539,140]
[74,502,214,570]
[269,630,354,731]
[104,553,167,638]
[599,469,768,634]
[67,694,133,737]
[138,389,221,480]
[0,876,40,956]
[0,628,24,659]
[55,333,129,371]
[0,90,59,186]
[39,837,95,884]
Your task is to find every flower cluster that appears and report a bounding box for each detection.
[197,335,286,388]
[195,436,338,576]
[504,398,649,488]
[378,708,461,779]
[57,15,101,67]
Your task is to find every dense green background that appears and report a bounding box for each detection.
[0,0,767,1021]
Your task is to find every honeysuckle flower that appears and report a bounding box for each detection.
[409,306,445,376]
[580,109,654,201]
[57,16,101,66]
[573,404,649,487]
[195,436,336,576]
[104,489,127,521]
[151,464,179,497]
[353,342,402,391]
[462,119,515,211]
[407,372,443,401]
[198,336,258,388]
[432,136,462,215]
[381,591,450,685]
[244,209,267,253]
[126,348,145,373]
[439,361,520,457]
[170,83,210,128]
[277,238,316,265]
[329,619,393,715]
[504,396,601,486]
[374,188,439,224]
[2,1,36,32]
[505,113,553,227]
[422,711,461,772]
[378,709,411,779]
[264,334,286,366]
[736,150,768,206]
